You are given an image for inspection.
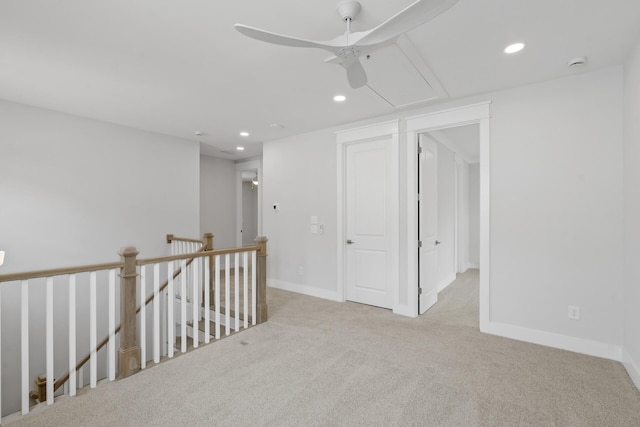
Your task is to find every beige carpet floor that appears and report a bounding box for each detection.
[10,270,640,426]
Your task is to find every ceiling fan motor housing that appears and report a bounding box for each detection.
[337,0,362,21]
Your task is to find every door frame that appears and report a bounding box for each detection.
[235,159,262,247]
[336,120,400,311]
[405,102,491,330]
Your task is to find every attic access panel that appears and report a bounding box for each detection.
[363,38,447,108]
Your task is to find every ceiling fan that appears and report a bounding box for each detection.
[235,0,459,89]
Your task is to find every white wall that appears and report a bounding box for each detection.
[0,99,199,272]
[456,160,470,273]
[200,155,236,249]
[488,67,624,355]
[0,99,200,415]
[263,66,625,361]
[468,163,480,268]
[623,38,640,387]
[263,129,338,300]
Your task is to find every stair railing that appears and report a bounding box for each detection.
[51,239,209,395]
[0,233,268,421]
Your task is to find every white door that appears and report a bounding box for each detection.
[419,134,439,314]
[345,137,393,309]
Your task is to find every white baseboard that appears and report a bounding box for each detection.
[393,304,417,317]
[468,262,480,269]
[421,288,438,313]
[484,321,622,361]
[268,279,343,302]
[437,273,457,293]
[623,349,640,390]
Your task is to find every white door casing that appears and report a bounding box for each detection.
[419,134,439,314]
[404,101,490,325]
[235,160,262,247]
[345,138,393,308]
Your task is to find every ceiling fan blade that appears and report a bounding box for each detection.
[356,0,459,46]
[345,59,367,89]
[235,24,336,51]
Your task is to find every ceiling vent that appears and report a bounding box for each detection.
[568,57,587,68]
[364,35,448,108]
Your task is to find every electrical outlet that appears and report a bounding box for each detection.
[568,305,580,320]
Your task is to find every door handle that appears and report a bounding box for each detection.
[346,239,355,245]
[435,240,441,245]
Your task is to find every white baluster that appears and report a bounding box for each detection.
[154,263,160,363]
[90,271,97,388]
[69,274,76,397]
[46,277,54,405]
[78,365,84,390]
[198,253,203,322]
[0,283,2,416]
[204,255,210,344]
[108,269,116,380]
[215,255,221,340]
[21,280,29,415]
[192,257,199,348]
[181,259,187,353]
[160,279,167,358]
[252,250,257,326]
[235,253,240,332]
[186,245,192,304]
[140,265,146,369]
[243,251,249,329]
[167,262,175,358]
[225,254,230,336]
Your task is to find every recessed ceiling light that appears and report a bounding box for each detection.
[239,131,249,137]
[236,146,245,151]
[270,123,284,129]
[333,95,346,102]
[194,131,205,136]
[504,42,525,54]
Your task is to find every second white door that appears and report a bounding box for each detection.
[419,134,439,314]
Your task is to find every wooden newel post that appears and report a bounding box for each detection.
[255,236,268,324]
[203,232,214,250]
[204,232,215,295]
[119,246,141,378]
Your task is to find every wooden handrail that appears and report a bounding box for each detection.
[0,261,124,284]
[166,234,206,244]
[137,246,259,266]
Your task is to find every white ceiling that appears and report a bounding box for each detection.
[1,1,639,161]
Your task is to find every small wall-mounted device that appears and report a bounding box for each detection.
[272,203,280,212]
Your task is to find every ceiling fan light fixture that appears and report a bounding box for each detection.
[504,42,525,54]
[234,0,460,89]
